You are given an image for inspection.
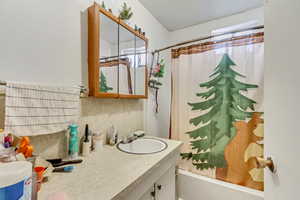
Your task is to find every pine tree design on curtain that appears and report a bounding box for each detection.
[100,72,113,93]
[181,53,258,171]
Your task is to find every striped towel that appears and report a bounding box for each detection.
[4,82,80,136]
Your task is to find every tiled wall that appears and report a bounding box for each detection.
[0,96,144,158]
[0,96,4,129]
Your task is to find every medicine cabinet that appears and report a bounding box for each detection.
[88,3,148,99]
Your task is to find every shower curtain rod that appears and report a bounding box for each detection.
[153,25,264,54]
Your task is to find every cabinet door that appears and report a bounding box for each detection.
[98,12,119,95]
[156,166,176,200]
[118,24,135,96]
[138,186,155,200]
[134,36,147,96]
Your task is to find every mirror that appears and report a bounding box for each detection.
[88,4,148,98]
[99,12,118,94]
[119,25,135,95]
[135,36,147,96]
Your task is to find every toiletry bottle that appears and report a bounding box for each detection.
[68,124,79,159]
[93,132,104,152]
[108,125,118,145]
[82,124,90,157]
[107,126,113,145]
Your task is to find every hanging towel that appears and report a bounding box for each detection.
[4,82,80,136]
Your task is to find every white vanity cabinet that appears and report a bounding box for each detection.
[116,150,179,200]
[155,166,176,200]
[137,166,176,200]
[138,166,176,200]
[138,186,155,200]
[39,138,182,200]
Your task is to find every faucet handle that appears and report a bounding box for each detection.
[121,136,128,144]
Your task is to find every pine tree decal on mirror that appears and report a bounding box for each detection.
[100,72,113,93]
[181,53,259,171]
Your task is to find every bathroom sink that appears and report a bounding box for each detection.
[117,138,168,155]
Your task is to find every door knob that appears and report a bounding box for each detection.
[255,157,276,173]
[157,184,162,190]
[150,191,155,197]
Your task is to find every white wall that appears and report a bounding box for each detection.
[0,0,169,157]
[0,0,265,142]
[146,49,172,138]
[0,0,169,86]
[265,0,300,199]
[0,0,82,86]
[0,0,170,138]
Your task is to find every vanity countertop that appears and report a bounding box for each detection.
[38,137,182,200]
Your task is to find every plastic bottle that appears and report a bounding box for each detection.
[93,132,104,152]
[68,124,79,159]
[107,125,118,145]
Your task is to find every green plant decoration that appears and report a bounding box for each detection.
[181,53,259,170]
[149,58,166,113]
[100,72,113,93]
[149,59,165,90]
[101,1,106,10]
[119,3,133,21]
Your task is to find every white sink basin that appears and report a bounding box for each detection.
[117,138,168,154]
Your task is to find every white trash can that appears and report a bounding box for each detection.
[0,161,32,200]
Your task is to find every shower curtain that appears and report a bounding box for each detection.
[171,32,264,191]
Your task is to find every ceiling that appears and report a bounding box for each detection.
[138,0,263,31]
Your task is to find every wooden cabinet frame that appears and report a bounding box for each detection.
[88,3,148,99]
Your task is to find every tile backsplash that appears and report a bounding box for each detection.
[0,96,4,129]
[0,96,144,158]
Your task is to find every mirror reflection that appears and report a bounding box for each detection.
[99,13,118,94]
[135,37,147,95]
[99,63,118,93]
[119,25,135,95]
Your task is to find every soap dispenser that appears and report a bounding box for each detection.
[68,124,79,159]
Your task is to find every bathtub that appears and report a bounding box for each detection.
[177,169,264,200]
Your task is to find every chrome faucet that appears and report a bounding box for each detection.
[121,135,138,144]
[121,131,145,144]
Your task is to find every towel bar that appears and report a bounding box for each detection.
[0,80,88,97]
[0,80,6,86]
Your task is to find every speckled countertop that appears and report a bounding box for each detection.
[38,137,182,200]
